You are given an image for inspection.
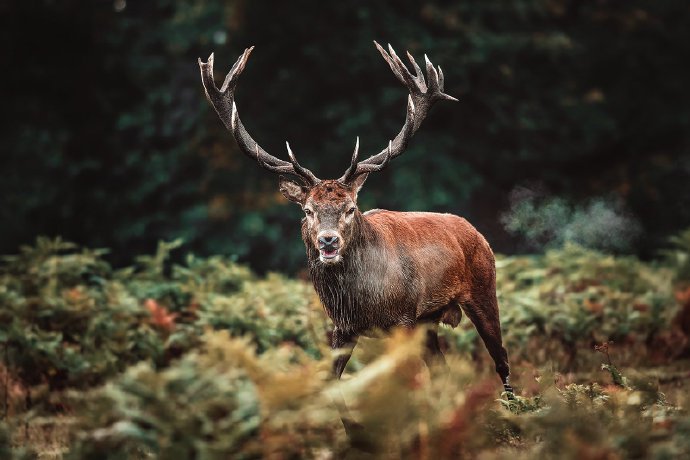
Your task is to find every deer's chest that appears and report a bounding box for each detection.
[311,262,416,333]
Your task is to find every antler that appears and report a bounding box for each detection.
[339,41,457,184]
[199,47,320,186]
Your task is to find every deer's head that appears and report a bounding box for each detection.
[279,177,366,264]
[199,43,456,264]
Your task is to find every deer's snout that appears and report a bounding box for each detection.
[318,234,339,248]
[316,232,342,263]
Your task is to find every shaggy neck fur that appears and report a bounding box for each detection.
[303,212,386,333]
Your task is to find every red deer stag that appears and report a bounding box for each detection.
[199,43,514,396]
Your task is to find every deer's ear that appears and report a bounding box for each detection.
[351,173,369,199]
[279,176,308,204]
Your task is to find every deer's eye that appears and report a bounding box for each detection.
[347,207,356,215]
[304,208,313,216]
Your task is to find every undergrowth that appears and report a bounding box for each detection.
[1,232,690,458]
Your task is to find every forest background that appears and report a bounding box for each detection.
[2,0,689,274]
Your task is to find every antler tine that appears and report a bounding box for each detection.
[356,140,393,173]
[286,142,319,185]
[255,142,268,169]
[437,65,445,92]
[339,137,362,184]
[406,51,426,90]
[351,136,360,165]
[199,48,320,186]
[338,136,359,184]
[339,42,457,184]
[387,43,421,93]
[424,54,440,94]
[220,46,253,93]
[374,41,405,86]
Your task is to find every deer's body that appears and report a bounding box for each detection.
[298,181,510,383]
[199,42,513,396]
[306,208,492,333]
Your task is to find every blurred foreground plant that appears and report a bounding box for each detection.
[68,330,690,459]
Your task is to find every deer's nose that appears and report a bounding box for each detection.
[318,235,339,247]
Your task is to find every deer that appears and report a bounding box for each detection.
[199,42,514,397]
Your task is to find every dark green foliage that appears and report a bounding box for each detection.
[0,237,165,390]
[0,237,326,395]
[440,243,678,369]
[2,0,689,273]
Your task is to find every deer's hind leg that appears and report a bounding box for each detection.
[460,293,514,397]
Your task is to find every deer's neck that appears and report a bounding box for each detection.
[304,213,381,331]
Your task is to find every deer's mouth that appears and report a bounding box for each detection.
[318,245,341,262]
[319,247,339,259]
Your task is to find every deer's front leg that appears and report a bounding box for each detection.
[331,328,358,379]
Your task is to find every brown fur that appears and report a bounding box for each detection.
[295,180,512,391]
